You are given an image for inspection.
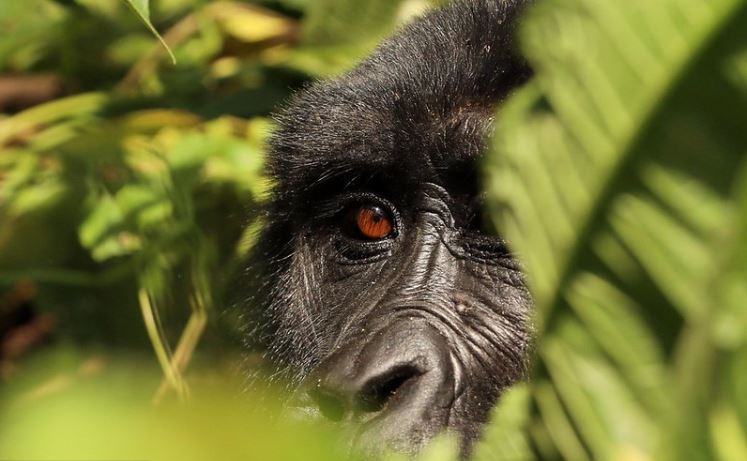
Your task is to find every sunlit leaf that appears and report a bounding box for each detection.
[122,0,176,64]
[216,3,296,43]
[0,93,108,146]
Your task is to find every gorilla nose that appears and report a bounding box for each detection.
[304,319,456,449]
[310,362,423,421]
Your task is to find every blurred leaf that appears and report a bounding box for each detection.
[79,192,138,261]
[485,0,747,460]
[7,177,66,216]
[285,0,421,76]
[302,0,405,45]
[0,92,108,146]
[0,0,65,71]
[472,384,533,461]
[123,0,176,64]
[0,352,358,461]
[217,2,296,43]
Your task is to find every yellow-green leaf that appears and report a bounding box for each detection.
[122,0,176,64]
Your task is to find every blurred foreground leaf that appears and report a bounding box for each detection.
[0,350,357,461]
[484,0,747,460]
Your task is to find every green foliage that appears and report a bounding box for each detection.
[285,0,433,76]
[483,0,747,459]
[0,0,429,355]
[0,1,444,459]
[1,0,746,459]
[0,349,359,461]
[123,0,176,63]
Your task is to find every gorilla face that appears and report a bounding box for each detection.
[251,0,533,455]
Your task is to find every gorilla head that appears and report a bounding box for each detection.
[250,0,533,455]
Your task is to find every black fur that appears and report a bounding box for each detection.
[246,0,533,455]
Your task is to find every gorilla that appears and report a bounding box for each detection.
[249,0,533,456]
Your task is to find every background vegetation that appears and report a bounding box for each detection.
[1,0,745,460]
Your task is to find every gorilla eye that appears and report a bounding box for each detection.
[345,205,394,240]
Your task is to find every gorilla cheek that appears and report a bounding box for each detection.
[285,220,526,453]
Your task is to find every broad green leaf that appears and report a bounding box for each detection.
[484,0,747,459]
[122,0,176,64]
[472,384,534,461]
[0,351,360,461]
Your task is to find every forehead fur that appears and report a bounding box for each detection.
[270,0,531,196]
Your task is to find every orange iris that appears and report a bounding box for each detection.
[356,206,393,240]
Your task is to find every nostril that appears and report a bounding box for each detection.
[356,365,421,414]
[309,387,347,422]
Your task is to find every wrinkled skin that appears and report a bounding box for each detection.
[248,0,533,456]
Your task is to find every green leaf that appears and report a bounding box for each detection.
[472,384,534,461]
[286,0,417,76]
[484,0,747,459]
[0,352,361,461]
[0,92,108,146]
[301,0,406,46]
[122,0,176,64]
[78,193,142,262]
